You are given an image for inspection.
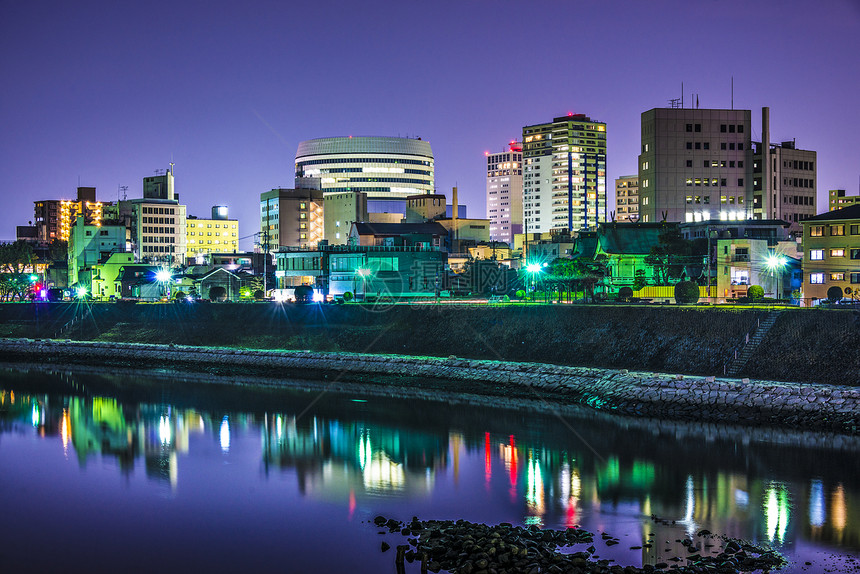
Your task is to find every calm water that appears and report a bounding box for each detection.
[0,365,857,574]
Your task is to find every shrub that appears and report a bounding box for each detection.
[253,290,265,300]
[674,280,700,304]
[343,291,354,302]
[515,289,526,299]
[294,285,314,303]
[827,286,843,303]
[173,291,186,301]
[208,286,227,302]
[747,285,764,301]
[618,286,634,302]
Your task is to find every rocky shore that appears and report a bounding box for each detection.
[0,338,857,434]
[370,516,785,574]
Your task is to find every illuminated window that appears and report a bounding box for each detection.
[810,226,824,237]
[830,273,845,281]
[831,225,845,236]
[810,273,824,284]
[809,249,824,260]
[830,249,845,257]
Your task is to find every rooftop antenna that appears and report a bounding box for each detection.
[119,185,128,201]
[731,76,734,110]
[169,161,175,175]
[681,82,684,109]
[669,97,681,109]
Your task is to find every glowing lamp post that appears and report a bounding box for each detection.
[75,286,88,299]
[764,252,787,301]
[354,268,370,301]
[155,269,172,300]
[526,262,544,302]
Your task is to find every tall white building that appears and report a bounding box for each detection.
[295,136,434,217]
[522,114,607,234]
[485,142,523,245]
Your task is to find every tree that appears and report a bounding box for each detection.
[674,280,700,304]
[209,285,227,301]
[343,291,354,302]
[294,285,314,303]
[645,227,698,286]
[633,269,648,292]
[548,256,607,303]
[827,286,843,303]
[0,241,36,301]
[618,286,634,302]
[748,285,764,301]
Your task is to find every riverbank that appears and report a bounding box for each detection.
[2,303,859,384]
[1,338,857,434]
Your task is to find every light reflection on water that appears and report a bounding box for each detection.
[0,367,857,573]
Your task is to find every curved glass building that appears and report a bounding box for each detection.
[295,137,435,204]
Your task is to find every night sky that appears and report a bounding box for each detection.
[2,0,858,248]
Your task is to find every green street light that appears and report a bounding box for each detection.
[75,286,88,299]
[29,274,38,283]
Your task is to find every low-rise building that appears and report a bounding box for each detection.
[829,189,860,211]
[186,206,239,258]
[68,216,128,287]
[800,204,860,304]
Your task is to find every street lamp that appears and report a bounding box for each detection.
[525,262,544,302]
[764,252,787,301]
[75,286,88,299]
[155,269,172,300]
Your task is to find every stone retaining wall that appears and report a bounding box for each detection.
[1,338,857,434]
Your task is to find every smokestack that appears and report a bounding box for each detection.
[762,107,771,219]
[452,186,459,251]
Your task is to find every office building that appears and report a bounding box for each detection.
[324,191,368,245]
[828,189,860,212]
[260,188,325,250]
[752,108,816,233]
[615,175,639,222]
[34,187,105,242]
[186,206,239,259]
[522,114,607,234]
[118,166,187,265]
[295,136,434,218]
[801,204,860,304]
[486,142,523,244]
[638,107,753,224]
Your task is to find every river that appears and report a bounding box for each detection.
[0,364,857,573]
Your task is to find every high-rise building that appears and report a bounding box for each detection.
[260,188,325,250]
[486,142,523,245]
[829,190,860,211]
[294,136,434,218]
[118,165,187,265]
[522,114,607,234]
[615,175,639,222]
[186,206,239,259]
[34,187,105,242]
[752,107,816,233]
[638,107,752,224]
[324,191,368,245]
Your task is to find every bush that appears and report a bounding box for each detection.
[827,286,843,303]
[208,286,227,302]
[343,291,354,302]
[253,290,265,300]
[748,285,764,301]
[294,285,314,303]
[173,291,186,301]
[618,286,634,302]
[515,289,526,299]
[674,280,700,304]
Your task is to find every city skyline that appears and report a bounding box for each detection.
[2,0,858,247]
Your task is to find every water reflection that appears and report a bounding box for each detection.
[0,367,858,572]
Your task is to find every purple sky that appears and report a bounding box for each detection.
[2,0,858,248]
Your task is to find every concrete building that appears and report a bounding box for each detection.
[486,142,523,244]
[522,114,607,234]
[67,216,128,287]
[800,204,860,304]
[116,166,187,265]
[349,222,447,249]
[295,136,434,218]
[274,244,447,301]
[715,237,799,302]
[405,194,447,223]
[752,108,816,233]
[615,175,639,222]
[260,188,325,250]
[324,191,368,245]
[638,107,753,224]
[829,189,860,211]
[186,205,239,259]
[34,187,105,242]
